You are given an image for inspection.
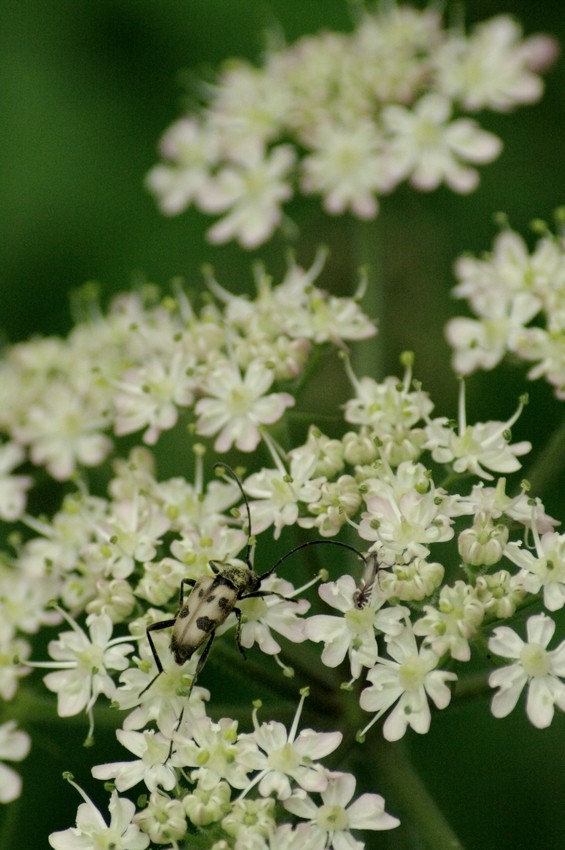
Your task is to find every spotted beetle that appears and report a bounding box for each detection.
[140,463,368,702]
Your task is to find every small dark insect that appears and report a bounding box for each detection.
[352,552,379,608]
[140,463,367,756]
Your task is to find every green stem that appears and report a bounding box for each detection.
[372,737,467,850]
[524,412,565,497]
[452,671,490,702]
[351,216,385,380]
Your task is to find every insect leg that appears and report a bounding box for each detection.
[232,607,247,660]
[179,577,196,605]
[165,631,216,763]
[139,617,177,696]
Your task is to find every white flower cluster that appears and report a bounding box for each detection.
[49,692,399,849]
[2,265,565,839]
[0,256,373,483]
[446,215,565,398]
[146,7,556,247]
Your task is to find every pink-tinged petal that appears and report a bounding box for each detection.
[322,772,356,807]
[347,793,400,831]
[294,729,342,760]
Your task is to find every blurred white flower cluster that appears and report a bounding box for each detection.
[146,7,556,247]
[447,214,565,398]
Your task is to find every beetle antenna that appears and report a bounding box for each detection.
[261,538,367,580]
[213,462,254,564]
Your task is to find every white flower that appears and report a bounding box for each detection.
[36,612,134,737]
[458,512,509,567]
[115,629,208,738]
[0,721,31,804]
[446,222,565,396]
[222,797,276,846]
[200,145,295,248]
[145,117,219,215]
[284,771,400,846]
[424,384,531,480]
[412,581,484,662]
[488,614,565,728]
[300,475,361,537]
[300,119,389,218]
[377,556,444,603]
[435,16,556,112]
[343,372,433,431]
[0,442,32,520]
[134,791,187,844]
[173,716,250,789]
[359,625,456,741]
[305,575,407,679]
[49,787,149,850]
[382,93,502,193]
[12,381,112,481]
[505,531,565,611]
[195,359,294,452]
[0,636,31,700]
[244,451,323,538]
[238,691,342,800]
[237,575,310,656]
[92,728,177,792]
[358,462,456,560]
[113,350,196,444]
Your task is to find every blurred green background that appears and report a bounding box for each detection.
[1,1,565,848]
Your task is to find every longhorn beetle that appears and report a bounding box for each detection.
[140,463,368,710]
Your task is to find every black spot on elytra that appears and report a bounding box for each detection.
[198,588,205,597]
[196,616,215,633]
[218,596,230,610]
[206,593,216,604]
[178,606,190,619]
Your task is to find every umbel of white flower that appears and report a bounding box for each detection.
[3,254,565,845]
[146,6,556,247]
[446,212,565,401]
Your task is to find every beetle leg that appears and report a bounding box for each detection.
[164,629,217,762]
[232,606,247,660]
[178,577,196,606]
[139,617,177,696]
[194,630,216,677]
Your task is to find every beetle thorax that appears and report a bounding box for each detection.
[220,563,260,594]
